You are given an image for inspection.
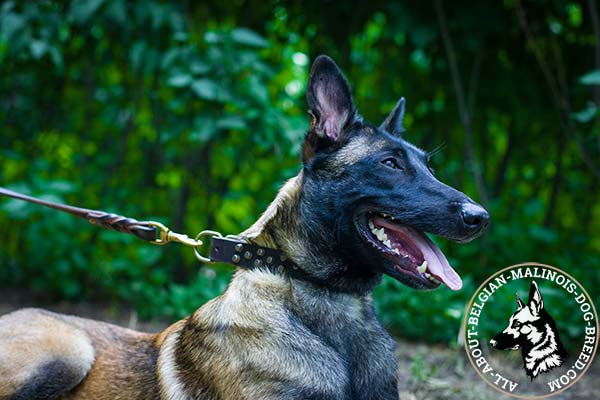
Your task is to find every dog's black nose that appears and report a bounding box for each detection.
[460,202,490,232]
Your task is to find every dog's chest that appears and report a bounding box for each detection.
[291,287,378,350]
[288,284,399,398]
[191,272,399,399]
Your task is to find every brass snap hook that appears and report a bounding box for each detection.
[148,221,204,247]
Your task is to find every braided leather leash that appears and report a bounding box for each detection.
[0,187,157,241]
[0,186,301,276]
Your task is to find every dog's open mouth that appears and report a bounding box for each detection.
[357,213,462,291]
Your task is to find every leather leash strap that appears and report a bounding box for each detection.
[0,187,304,279]
[0,187,156,242]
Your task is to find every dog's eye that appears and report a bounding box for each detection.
[382,158,403,170]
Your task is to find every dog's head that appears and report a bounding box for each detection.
[300,55,488,291]
[489,281,546,350]
[244,55,489,294]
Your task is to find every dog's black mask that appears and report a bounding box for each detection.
[299,55,489,293]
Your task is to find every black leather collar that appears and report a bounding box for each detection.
[209,236,315,282]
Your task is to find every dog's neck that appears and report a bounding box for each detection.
[240,170,382,295]
[240,172,304,250]
[226,266,377,356]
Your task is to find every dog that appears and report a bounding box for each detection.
[489,280,568,379]
[0,55,489,400]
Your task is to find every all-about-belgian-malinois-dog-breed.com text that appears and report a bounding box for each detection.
[0,55,489,400]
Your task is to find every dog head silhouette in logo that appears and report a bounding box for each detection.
[489,280,568,379]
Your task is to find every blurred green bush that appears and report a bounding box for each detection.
[0,1,598,344]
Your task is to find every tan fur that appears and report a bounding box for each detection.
[328,135,385,170]
[163,268,353,399]
[0,308,164,400]
[0,309,94,397]
[60,316,160,399]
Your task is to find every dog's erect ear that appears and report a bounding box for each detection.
[305,55,356,143]
[516,293,525,310]
[527,280,544,316]
[380,97,406,136]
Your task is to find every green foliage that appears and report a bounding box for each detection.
[1,1,599,344]
[0,0,306,318]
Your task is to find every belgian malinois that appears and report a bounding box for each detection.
[0,55,489,400]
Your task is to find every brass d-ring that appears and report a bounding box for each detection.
[193,230,223,263]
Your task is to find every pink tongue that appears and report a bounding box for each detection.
[374,217,463,290]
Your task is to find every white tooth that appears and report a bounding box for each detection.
[424,272,431,278]
[417,261,428,273]
[384,239,392,248]
[369,220,375,229]
[392,249,400,255]
[382,213,389,218]
[374,228,387,242]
